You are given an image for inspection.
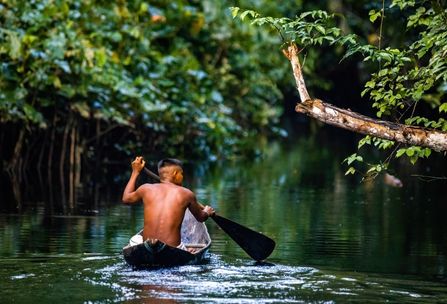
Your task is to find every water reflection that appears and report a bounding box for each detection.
[189,139,447,278]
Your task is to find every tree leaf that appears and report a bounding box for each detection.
[406,148,415,156]
[230,7,240,19]
[369,10,382,23]
[396,149,406,158]
[345,167,356,175]
[8,32,22,60]
[315,25,325,34]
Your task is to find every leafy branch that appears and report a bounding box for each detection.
[230,7,350,48]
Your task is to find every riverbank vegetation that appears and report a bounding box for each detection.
[1,0,446,211]
[0,0,290,208]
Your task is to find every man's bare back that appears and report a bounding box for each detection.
[122,157,214,248]
[139,183,199,246]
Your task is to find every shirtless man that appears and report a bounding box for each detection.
[122,156,215,248]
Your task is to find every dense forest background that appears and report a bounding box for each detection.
[1,0,446,211]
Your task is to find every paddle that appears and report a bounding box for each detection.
[143,167,276,261]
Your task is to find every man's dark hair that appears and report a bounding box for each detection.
[157,158,183,171]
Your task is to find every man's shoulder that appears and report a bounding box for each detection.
[171,185,193,195]
[137,183,154,192]
[138,183,152,188]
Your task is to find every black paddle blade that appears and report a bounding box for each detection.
[212,214,275,261]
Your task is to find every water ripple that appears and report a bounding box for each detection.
[84,254,443,303]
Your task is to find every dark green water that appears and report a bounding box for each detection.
[1,136,447,303]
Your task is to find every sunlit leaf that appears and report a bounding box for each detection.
[345,167,356,175]
[230,7,240,18]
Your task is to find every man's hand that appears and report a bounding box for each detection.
[131,156,145,174]
[203,205,215,217]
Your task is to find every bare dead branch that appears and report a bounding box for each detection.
[285,43,447,152]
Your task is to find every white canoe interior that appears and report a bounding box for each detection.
[127,209,211,253]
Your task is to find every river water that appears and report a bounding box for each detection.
[1,133,447,303]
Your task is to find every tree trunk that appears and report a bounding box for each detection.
[0,126,5,164]
[47,113,57,211]
[284,43,447,152]
[7,127,25,209]
[94,119,101,208]
[22,131,39,186]
[48,113,57,172]
[69,119,76,210]
[74,124,82,208]
[60,116,71,213]
[37,129,47,173]
[8,128,25,173]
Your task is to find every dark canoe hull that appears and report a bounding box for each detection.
[122,209,211,268]
[123,240,210,268]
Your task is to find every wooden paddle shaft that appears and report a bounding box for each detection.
[144,167,160,182]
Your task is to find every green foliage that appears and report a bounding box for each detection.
[230,2,446,178]
[230,7,345,48]
[342,150,388,179]
[0,0,288,160]
[358,0,447,124]
[358,135,395,150]
[342,145,389,178]
[396,146,432,164]
[440,103,447,113]
[345,0,447,175]
[368,10,382,23]
[344,153,364,166]
[365,162,388,177]
[234,2,445,174]
[343,153,362,175]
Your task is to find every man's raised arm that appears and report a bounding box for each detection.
[122,156,145,204]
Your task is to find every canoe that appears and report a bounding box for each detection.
[122,209,211,268]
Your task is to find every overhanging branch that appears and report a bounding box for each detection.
[284,43,447,153]
[295,99,447,152]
